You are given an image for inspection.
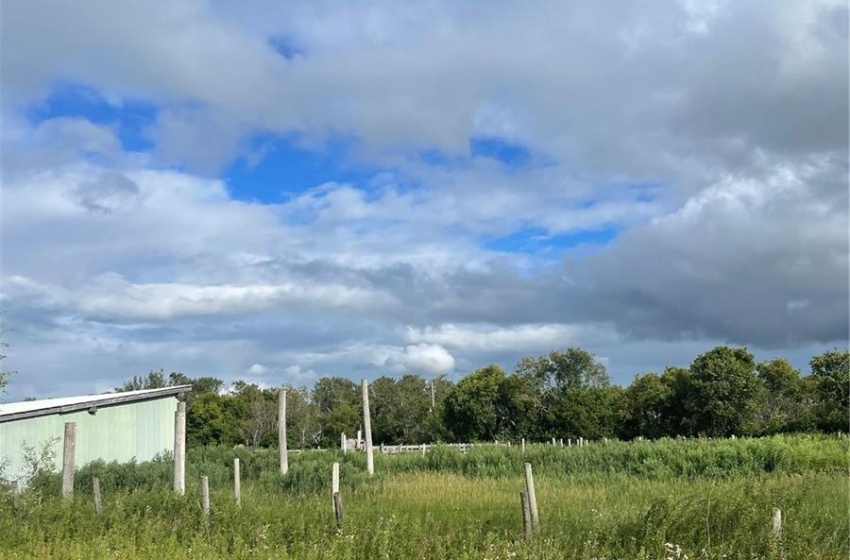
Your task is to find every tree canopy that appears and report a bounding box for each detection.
[6,344,844,447]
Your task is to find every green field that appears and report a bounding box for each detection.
[2,436,847,559]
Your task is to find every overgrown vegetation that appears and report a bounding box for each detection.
[1,435,848,559]
[42,434,845,495]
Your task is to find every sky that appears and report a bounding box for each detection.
[1,0,848,400]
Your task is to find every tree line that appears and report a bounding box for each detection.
[115,346,849,449]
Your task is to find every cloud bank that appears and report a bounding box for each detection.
[1,0,846,399]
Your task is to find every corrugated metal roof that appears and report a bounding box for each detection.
[0,385,190,423]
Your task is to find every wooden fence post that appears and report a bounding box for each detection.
[333,492,345,525]
[361,379,374,475]
[61,422,76,498]
[173,401,186,494]
[234,458,241,507]
[524,463,539,529]
[521,438,525,453]
[200,476,210,520]
[520,491,532,540]
[772,507,783,558]
[332,462,340,513]
[341,432,347,453]
[421,443,426,456]
[92,477,103,515]
[279,390,288,475]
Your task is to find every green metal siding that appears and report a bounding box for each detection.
[0,397,177,484]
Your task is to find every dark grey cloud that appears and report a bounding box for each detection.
[73,172,142,213]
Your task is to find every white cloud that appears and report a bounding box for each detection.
[406,323,612,353]
[381,344,456,376]
[6,274,394,321]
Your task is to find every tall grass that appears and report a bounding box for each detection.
[1,472,846,559]
[2,435,847,559]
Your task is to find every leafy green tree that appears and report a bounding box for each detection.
[623,373,673,439]
[227,382,278,449]
[756,358,812,434]
[516,348,609,391]
[687,346,761,437]
[116,369,168,392]
[371,376,399,443]
[422,374,455,442]
[544,386,625,440]
[312,377,361,446]
[494,373,541,440]
[372,374,431,444]
[443,365,505,441]
[659,366,693,436]
[809,349,850,432]
[242,392,278,450]
[285,386,322,449]
[187,392,232,446]
[167,373,223,395]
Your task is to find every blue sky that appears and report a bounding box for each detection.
[26,83,158,152]
[25,82,623,256]
[0,0,847,399]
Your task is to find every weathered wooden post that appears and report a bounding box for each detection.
[333,492,345,525]
[61,422,76,498]
[278,389,288,475]
[772,507,783,558]
[551,437,556,446]
[341,432,347,453]
[234,458,241,506]
[521,438,525,453]
[332,462,340,513]
[92,477,103,515]
[421,443,426,456]
[200,476,210,519]
[361,379,374,475]
[524,463,539,529]
[173,401,186,494]
[520,491,532,540]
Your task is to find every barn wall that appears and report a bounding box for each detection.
[0,397,177,484]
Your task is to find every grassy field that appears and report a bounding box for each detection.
[1,436,847,559]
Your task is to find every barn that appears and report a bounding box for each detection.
[0,386,189,484]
